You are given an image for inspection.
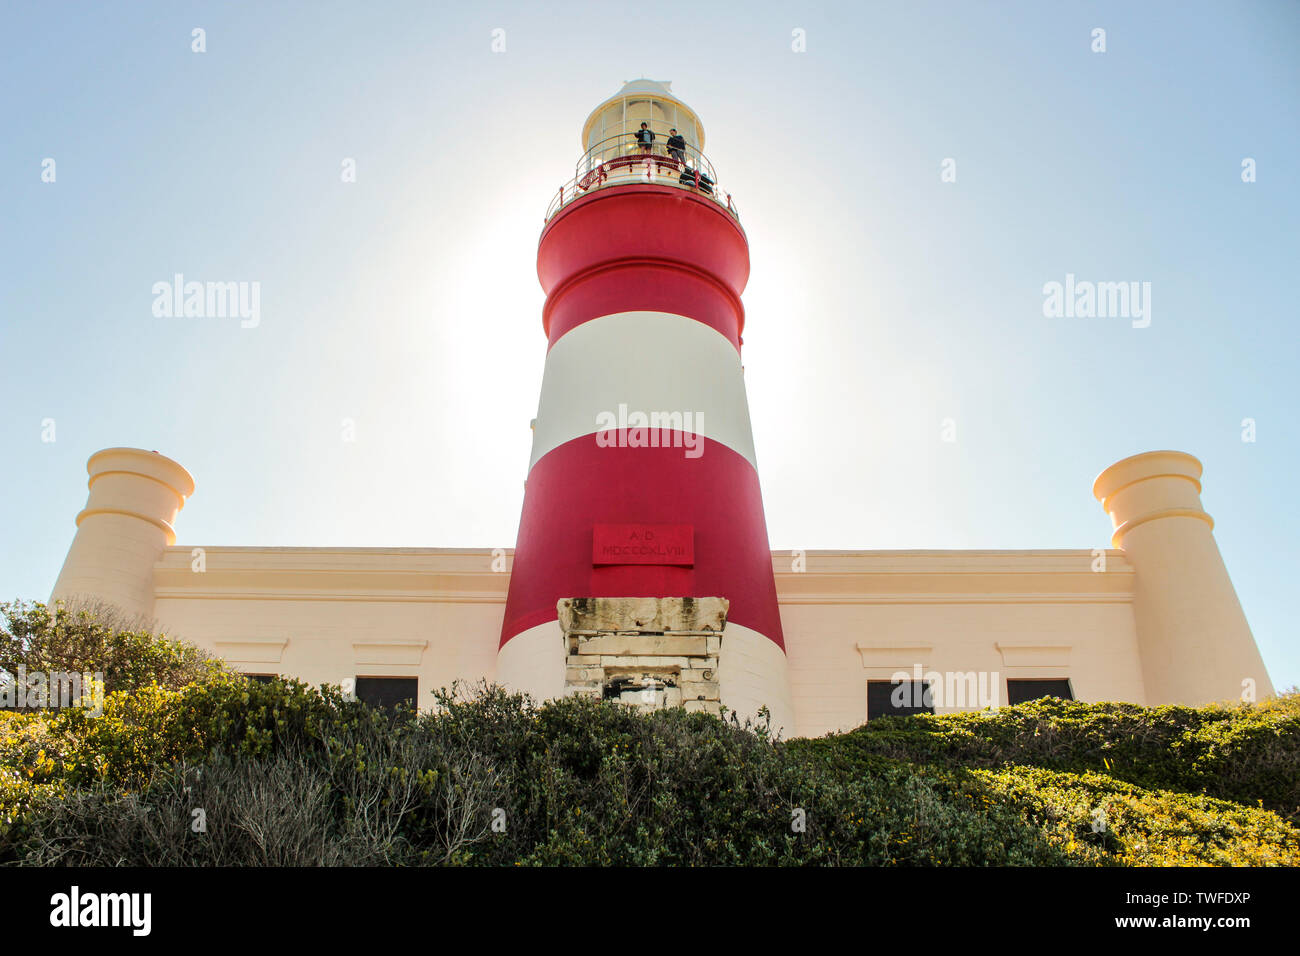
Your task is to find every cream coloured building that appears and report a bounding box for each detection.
[49,445,1274,740]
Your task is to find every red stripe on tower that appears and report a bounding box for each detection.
[502,432,784,648]
[540,184,747,351]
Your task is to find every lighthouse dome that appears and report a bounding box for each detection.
[617,78,673,96]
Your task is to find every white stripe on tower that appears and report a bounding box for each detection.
[529,310,757,471]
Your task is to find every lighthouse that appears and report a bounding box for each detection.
[496,80,795,733]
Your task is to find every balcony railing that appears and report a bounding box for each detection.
[545,133,738,222]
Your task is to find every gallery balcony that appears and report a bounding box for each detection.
[545,133,738,223]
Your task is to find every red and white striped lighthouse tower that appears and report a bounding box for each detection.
[498,80,793,732]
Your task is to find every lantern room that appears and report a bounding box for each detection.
[547,79,733,222]
[580,78,705,155]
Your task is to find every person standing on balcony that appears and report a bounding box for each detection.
[634,122,655,152]
[666,129,687,165]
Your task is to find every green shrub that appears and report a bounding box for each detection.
[0,683,1071,866]
[791,694,1300,824]
[966,766,1300,866]
[16,751,352,866]
[2,639,1297,866]
[1170,697,1300,821]
[1,600,227,697]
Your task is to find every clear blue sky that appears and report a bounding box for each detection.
[2,1,1296,691]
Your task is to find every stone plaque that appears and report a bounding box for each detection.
[592,523,694,566]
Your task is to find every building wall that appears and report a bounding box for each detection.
[143,545,1146,738]
[775,550,1143,738]
[152,548,504,702]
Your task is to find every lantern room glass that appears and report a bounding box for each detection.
[584,96,701,159]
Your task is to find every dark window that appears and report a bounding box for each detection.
[604,677,641,701]
[1006,678,1074,706]
[867,679,934,720]
[355,677,418,711]
[603,676,673,705]
[245,674,277,684]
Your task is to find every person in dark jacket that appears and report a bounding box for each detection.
[634,122,655,152]
[666,129,686,165]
